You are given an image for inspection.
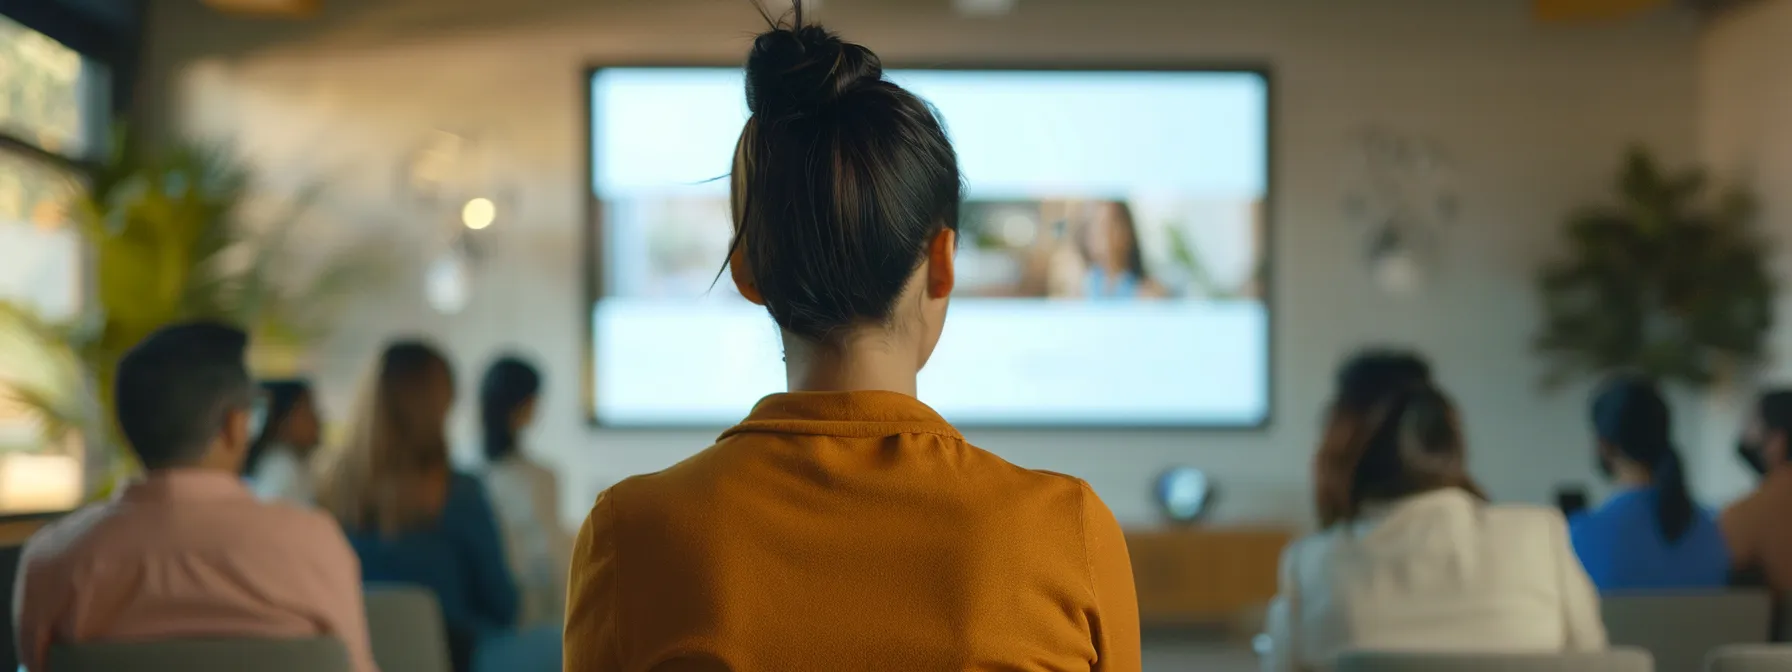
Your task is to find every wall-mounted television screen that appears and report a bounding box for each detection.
[587,67,1269,427]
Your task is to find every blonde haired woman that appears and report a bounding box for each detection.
[317,340,544,672]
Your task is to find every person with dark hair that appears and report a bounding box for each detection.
[1080,201,1167,299]
[1723,388,1792,591]
[1735,390,1792,478]
[244,378,324,504]
[315,340,541,672]
[565,6,1140,670]
[477,356,571,629]
[13,322,376,672]
[1568,377,1727,591]
[1262,379,1604,671]
[1333,347,1432,412]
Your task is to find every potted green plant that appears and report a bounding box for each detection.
[1534,146,1774,388]
[0,130,374,498]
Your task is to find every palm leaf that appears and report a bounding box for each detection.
[0,301,97,452]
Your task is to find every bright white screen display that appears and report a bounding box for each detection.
[590,68,1269,427]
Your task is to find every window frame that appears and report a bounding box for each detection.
[0,1,137,505]
[0,0,138,167]
[0,3,118,316]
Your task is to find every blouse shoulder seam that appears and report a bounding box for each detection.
[604,484,626,667]
[1075,481,1100,614]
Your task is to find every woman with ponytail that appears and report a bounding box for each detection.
[1263,376,1605,672]
[564,3,1138,670]
[477,355,571,628]
[1570,376,1729,590]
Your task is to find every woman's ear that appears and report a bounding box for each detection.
[926,228,956,299]
[729,243,766,306]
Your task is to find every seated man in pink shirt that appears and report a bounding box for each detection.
[12,322,377,672]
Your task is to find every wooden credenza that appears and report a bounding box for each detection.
[1125,526,1292,626]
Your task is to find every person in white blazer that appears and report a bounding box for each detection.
[1261,370,1606,672]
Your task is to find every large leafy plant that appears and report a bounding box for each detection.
[0,304,92,453]
[0,131,372,490]
[1535,147,1773,388]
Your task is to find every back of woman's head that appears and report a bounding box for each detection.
[1316,382,1484,526]
[1333,348,1433,413]
[244,379,313,476]
[728,2,962,343]
[318,340,455,535]
[480,355,541,462]
[1591,376,1695,543]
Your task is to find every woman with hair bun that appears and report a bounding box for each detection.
[564,5,1140,671]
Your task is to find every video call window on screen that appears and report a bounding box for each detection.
[589,67,1270,428]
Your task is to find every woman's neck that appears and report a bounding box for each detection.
[784,331,919,396]
[1613,460,1654,489]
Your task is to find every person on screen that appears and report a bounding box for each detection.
[244,378,324,505]
[1262,378,1604,672]
[1723,388,1792,591]
[564,7,1141,672]
[1569,376,1727,591]
[315,341,533,672]
[1080,200,1167,300]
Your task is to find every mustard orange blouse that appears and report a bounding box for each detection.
[565,390,1141,671]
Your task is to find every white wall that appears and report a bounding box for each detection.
[1695,0,1792,503]
[140,0,1701,528]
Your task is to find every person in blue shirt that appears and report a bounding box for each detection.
[315,341,531,672]
[1079,201,1169,300]
[1569,376,1729,591]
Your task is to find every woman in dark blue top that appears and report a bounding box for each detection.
[1569,376,1729,590]
[316,341,522,671]
[348,473,519,635]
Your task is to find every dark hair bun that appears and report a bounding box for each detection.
[746,24,883,119]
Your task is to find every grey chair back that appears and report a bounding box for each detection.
[1706,645,1792,672]
[1774,600,1792,643]
[1334,648,1654,672]
[1603,591,1775,672]
[46,637,349,672]
[365,583,453,672]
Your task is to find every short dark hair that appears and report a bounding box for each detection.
[1760,390,1792,436]
[114,322,253,469]
[726,4,963,342]
[1334,348,1433,412]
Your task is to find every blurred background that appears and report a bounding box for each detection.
[0,0,1788,667]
